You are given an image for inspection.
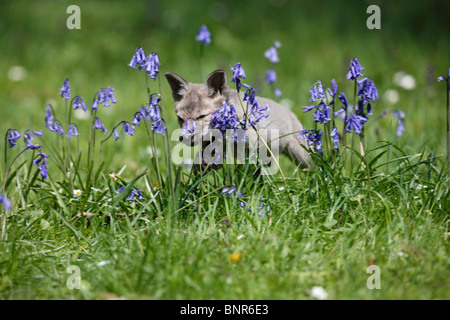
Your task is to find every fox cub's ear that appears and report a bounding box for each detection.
[206,70,229,97]
[165,72,189,101]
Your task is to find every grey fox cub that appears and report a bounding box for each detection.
[165,69,312,169]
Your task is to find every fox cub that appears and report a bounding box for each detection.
[165,69,312,170]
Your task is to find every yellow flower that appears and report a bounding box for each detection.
[228,251,242,262]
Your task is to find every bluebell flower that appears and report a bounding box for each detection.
[92,87,117,110]
[28,130,43,138]
[392,110,406,137]
[44,107,65,135]
[7,129,21,148]
[231,63,246,91]
[357,77,378,102]
[437,67,450,90]
[0,194,12,210]
[312,101,331,124]
[113,128,120,141]
[196,25,211,45]
[257,202,270,217]
[338,92,349,109]
[116,186,126,193]
[32,150,49,181]
[355,78,378,119]
[247,103,269,127]
[242,85,269,127]
[302,105,317,113]
[265,69,276,84]
[335,92,350,124]
[54,122,65,135]
[123,122,134,136]
[330,127,339,148]
[102,87,117,107]
[127,188,144,201]
[327,79,338,104]
[275,88,282,98]
[221,186,238,197]
[23,130,42,149]
[73,96,87,112]
[151,118,167,135]
[45,107,55,131]
[345,113,367,135]
[68,124,80,140]
[329,79,338,96]
[264,46,280,64]
[132,112,143,127]
[346,58,365,80]
[437,67,450,82]
[140,95,161,122]
[357,99,372,117]
[299,129,323,152]
[304,94,331,124]
[128,47,146,70]
[181,119,196,135]
[26,144,41,150]
[211,100,240,133]
[59,78,71,100]
[243,84,258,105]
[309,82,325,102]
[333,108,345,118]
[139,105,150,121]
[140,94,166,135]
[147,94,162,121]
[93,117,107,134]
[116,186,144,201]
[144,52,160,80]
[211,147,223,165]
[91,92,102,111]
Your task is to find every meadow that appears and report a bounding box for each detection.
[0,0,448,300]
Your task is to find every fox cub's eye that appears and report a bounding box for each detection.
[196,114,208,120]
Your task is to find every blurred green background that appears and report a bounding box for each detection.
[1,0,449,171]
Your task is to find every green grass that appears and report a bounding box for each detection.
[1,149,448,300]
[0,0,449,300]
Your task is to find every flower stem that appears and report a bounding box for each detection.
[2,134,8,192]
[143,74,164,191]
[350,133,355,177]
[157,74,175,209]
[87,105,98,187]
[360,129,372,200]
[200,43,205,80]
[324,124,331,155]
[65,99,74,192]
[235,88,291,201]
